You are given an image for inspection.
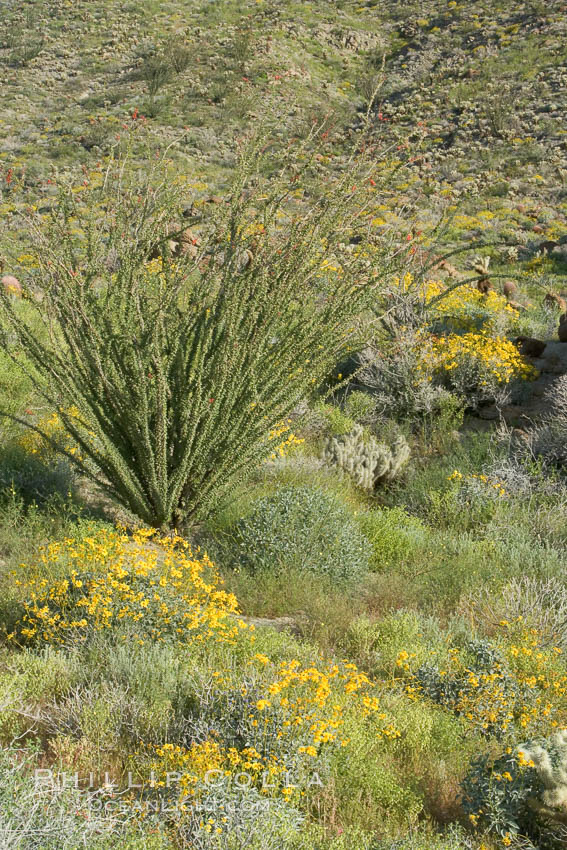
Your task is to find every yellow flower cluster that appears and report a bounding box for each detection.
[395,272,513,322]
[402,626,567,737]
[421,277,515,330]
[448,469,508,497]
[250,655,400,749]
[421,333,537,384]
[151,739,286,799]
[145,653,399,827]
[10,527,246,647]
[17,406,87,461]
[268,420,304,460]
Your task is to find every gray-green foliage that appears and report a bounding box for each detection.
[232,485,372,582]
[0,126,391,530]
[287,823,478,850]
[322,425,410,490]
[461,734,567,848]
[0,745,168,850]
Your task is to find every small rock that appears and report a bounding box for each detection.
[240,616,302,636]
[538,240,559,255]
[478,404,499,420]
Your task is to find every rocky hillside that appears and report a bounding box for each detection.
[0,0,566,282]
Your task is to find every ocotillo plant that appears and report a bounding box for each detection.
[0,125,398,529]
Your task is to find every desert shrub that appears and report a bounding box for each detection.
[357,334,451,423]
[231,486,372,583]
[393,431,495,519]
[139,651,398,846]
[7,38,45,68]
[174,785,304,850]
[343,391,377,424]
[419,277,516,336]
[383,693,474,825]
[312,402,355,437]
[462,576,567,650]
[8,525,245,648]
[0,745,168,849]
[362,273,534,416]
[0,126,395,530]
[461,734,567,849]
[323,718,423,833]
[0,646,80,743]
[422,475,500,531]
[386,693,470,771]
[355,507,428,572]
[344,610,448,681]
[397,626,567,742]
[288,823,479,849]
[418,391,465,451]
[338,615,383,674]
[137,54,172,96]
[167,35,192,74]
[531,375,567,471]
[419,331,536,409]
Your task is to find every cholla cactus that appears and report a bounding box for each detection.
[470,255,491,276]
[521,731,567,811]
[501,245,518,264]
[322,424,410,489]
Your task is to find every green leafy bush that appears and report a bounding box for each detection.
[312,402,356,437]
[327,719,424,833]
[344,391,377,424]
[232,486,372,582]
[356,507,427,571]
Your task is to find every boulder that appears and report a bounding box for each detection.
[538,240,559,255]
[514,336,547,357]
[1,275,21,297]
[176,227,200,258]
[502,280,517,299]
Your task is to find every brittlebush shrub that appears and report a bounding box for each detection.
[418,331,537,407]
[462,734,567,849]
[0,123,397,530]
[8,525,246,648]
[231,485,372,583]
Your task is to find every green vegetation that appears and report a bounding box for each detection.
[0,0,566,848]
